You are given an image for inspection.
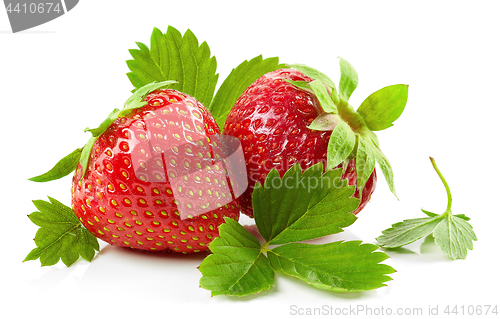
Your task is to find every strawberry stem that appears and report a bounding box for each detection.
[429,157,452,216]
[337,100,366,132]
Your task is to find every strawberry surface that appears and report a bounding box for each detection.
[224,69,376,218]
[72,89,240,253]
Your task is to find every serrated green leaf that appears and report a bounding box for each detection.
[433,215,477,260]
[338,57,358,102]
[357,84,409,131]
[309,80,338,113]
[268,241,395,292]
[126,26,218,108]
[355,136,377,195]
[288,64,337,91]
[126,42,159,87]
[376,216,444,248]
[212,55,282,129]
[29,148,82,182]
[199,218,274,297]
[24,197,99,267]
[253,163,359,245]
[326,121,356,170]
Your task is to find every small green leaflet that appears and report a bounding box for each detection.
[372,144,397,198]
[309,80,338,113]
[252,163,359,245]
[357,84,409,131]
[377,157,477,260]
[283,79,312,93]
[326,121,356,170]
[307,113,341,131]
[286,64,340,111]
[268,241,394,292]
[28,148,82,182]
[434,215,477,260]
[24,197,99,267]
[200,164,395,297]
[127,26,218,108]
[338,57,358,102]
[377,216,444,248]
[209,55,282,129]
[355,136,377,195]
[120,80,178,116]
[198,218,274,296]
[287,64,337,91]
[84,108,121,137]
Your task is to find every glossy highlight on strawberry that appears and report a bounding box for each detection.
[72,89,240,253]
[224,69,376,218]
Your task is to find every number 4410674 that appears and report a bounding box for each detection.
[5,2,62,14]
[444,305,498,316]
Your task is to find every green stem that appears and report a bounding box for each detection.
[336,100,367,133]
[429,157,452,216]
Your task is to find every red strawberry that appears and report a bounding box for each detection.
[72,87,240,253]
[224,69,376,218]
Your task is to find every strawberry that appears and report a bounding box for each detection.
[224,69,375,217]
[67,82,240,253]
[224,61,406,218]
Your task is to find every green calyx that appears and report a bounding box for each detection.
[29,80,177,183]
[286,59,408,198]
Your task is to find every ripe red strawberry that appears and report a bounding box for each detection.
[224,69,376,218]
[71,87,240,253]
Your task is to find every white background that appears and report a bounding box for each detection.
[2,1,499,318]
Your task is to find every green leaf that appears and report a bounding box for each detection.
[284,79,312,92]
[355,136,377,195]
[307,113,341,131]
[326,121,357,170]
[433,215,477,260]
[252,163,359,245]
[126,26,218,108]
[421,209,439,217]
[454,214,471,221]
[376,216,444,248]
[309,80,338,113]
[120,80,178,116]
[372,142,398,198]
[357,84,409,131]
[268,241,395,292]
[376,157,477,260]
[338,57,358,102]
[84,108,121,137]
[29,148,82,182]
[23,197,99,267]
[79,136,97,180]
[212,55,282,129]
[288,64,337,91]
[199,218,274,297]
